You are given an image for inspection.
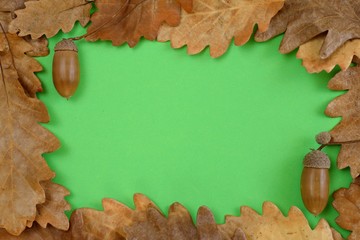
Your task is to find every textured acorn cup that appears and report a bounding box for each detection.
[315,132,332,145]
[52,39,80,99]
[301,150,330,216]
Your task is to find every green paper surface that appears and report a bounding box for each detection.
[37,24,352,236]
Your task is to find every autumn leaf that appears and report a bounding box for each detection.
[297,34,360,73]
[9,0,92,39]
[325,67,360,178]
[68,194,157,239]
[222,202,335,239]
[0,33,60,235]
[0,223,66,240]
[1,33,43,97]
[68,194,337,239]
[23,36,49,57]
[255,0,360,59]
[157,0,284,58]
[333,182,360,240]
[85,0,192,47]
[0,0,30,32]
[32,181,70,231]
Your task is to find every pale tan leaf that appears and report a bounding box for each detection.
[9,0,92,39]
[157,0,284,58]
[222,202,334,239]
[297,34,360,73]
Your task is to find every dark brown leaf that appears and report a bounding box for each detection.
[255,0,360,59]
[333,183,360,240]
[85,0,191,47]
[325,67,360,178]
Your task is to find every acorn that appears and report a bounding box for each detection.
[52,39,80,99]
[315,132,332,145]
[300,150,330,215]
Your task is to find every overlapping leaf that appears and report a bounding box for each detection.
[0,33,60,235]
[297,34,360,73]
[222,202,336,239]
[85,0,192,47]
[3,33,43,97]
[325,67,360,178]
[255,0,360,59]
[157,0,284,58]
[32,181,70,231]
[9,0,92,39]
[333,182,360,240]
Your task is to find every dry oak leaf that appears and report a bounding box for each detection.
[222,202,336,239]
[85,0,192,47]
[0,34,60,235]
[255,0,360,59]
[0,223,66,240]
[0,33,43,97]
[23,36,49,57]
[68,194,157,239]
[9,0,92,39]
[333,183,360,240]
[0,0,34,32]
[125,204,247,239]
[325,66,360,178]
[157,0,284,58]
[297,34,360,73]
[31,181,70,231]
[69,194,246,240]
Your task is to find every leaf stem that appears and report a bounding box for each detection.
[317,138,360,150]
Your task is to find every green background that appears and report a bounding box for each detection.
[37,24,352,236]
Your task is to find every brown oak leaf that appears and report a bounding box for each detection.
[0,33,43,97]
[325,67,360,178]
[68,194,156,239]
[296,34,360,73]
[23,36,49,57]
[333,182,360,240]
[157,0,284,58]
[255,0,360,59]
[0,0,33,32]
[85,0,192,47]
[32,181,70,231]
[68,194,335,239]
[9,0,92,39]
[222,202,335,239]
[0,33,60,235]
[0,223,66,240]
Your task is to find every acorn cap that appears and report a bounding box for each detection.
[315,132,332,145]
[303,150,330,169]
[54,39,78,52]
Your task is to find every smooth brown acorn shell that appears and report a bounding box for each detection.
[300,167,329,215]
[52,48,80,99]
